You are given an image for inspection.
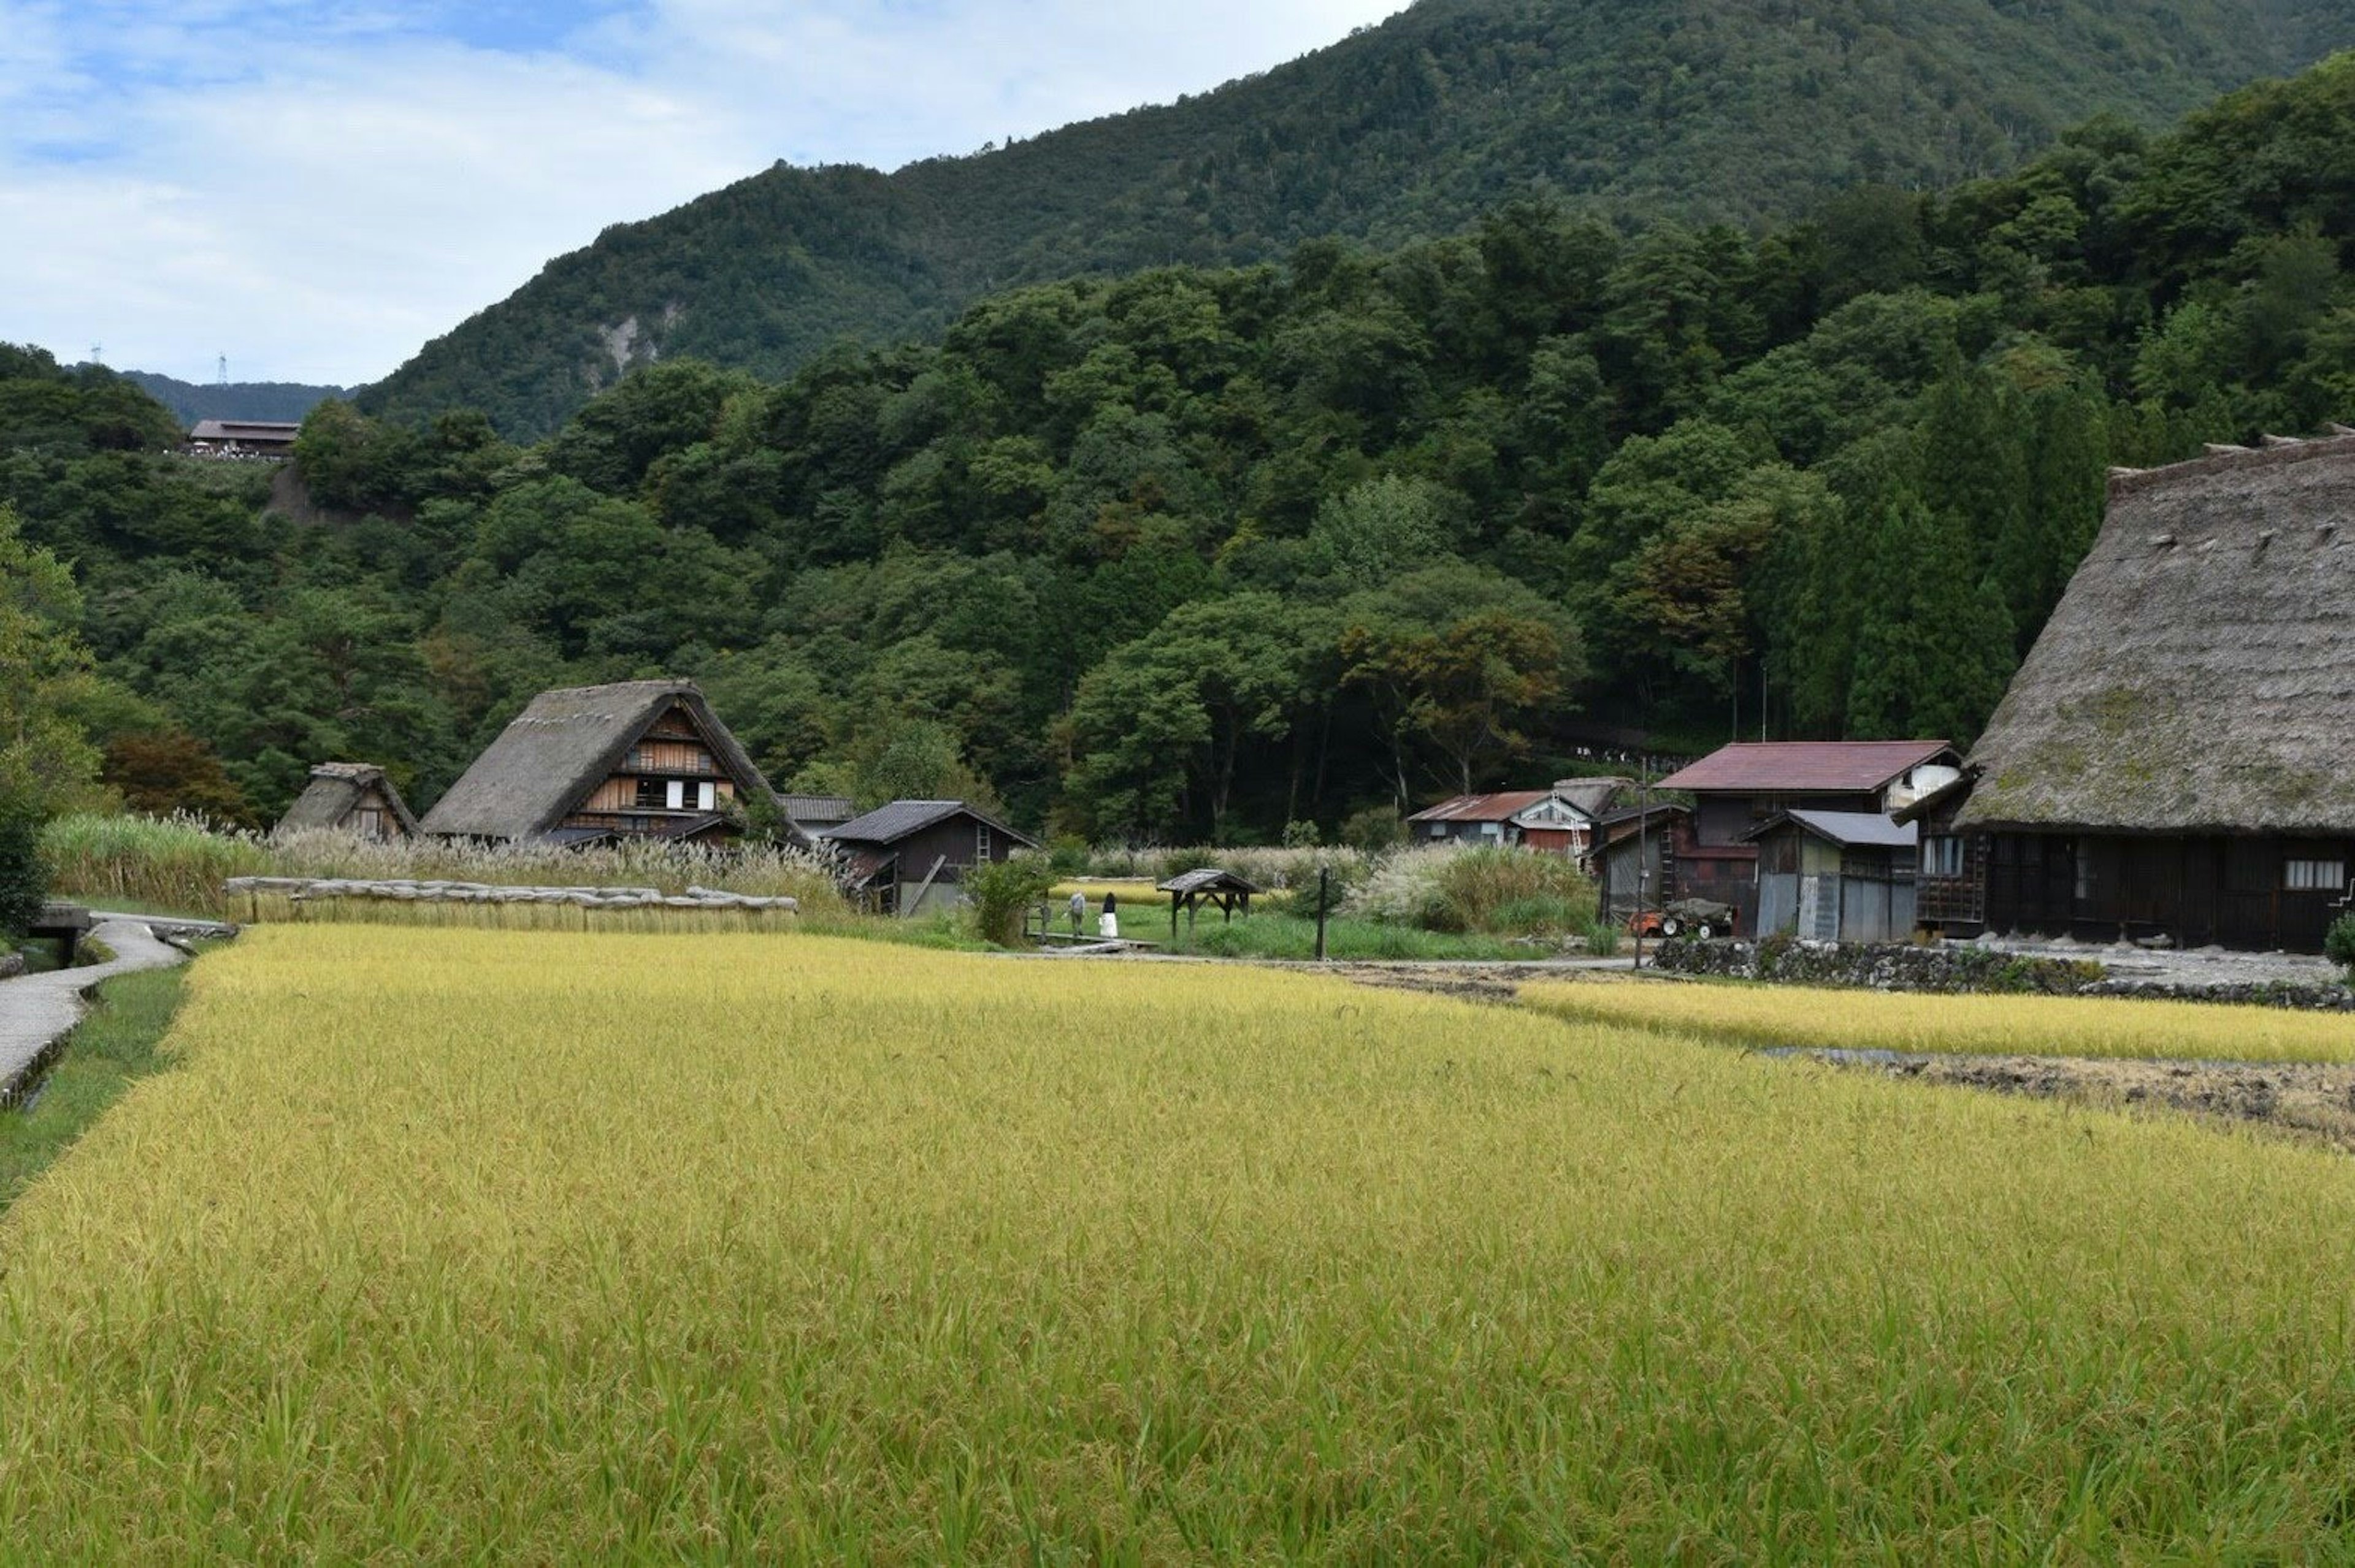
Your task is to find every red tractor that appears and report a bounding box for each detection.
[1627,898,1737,941]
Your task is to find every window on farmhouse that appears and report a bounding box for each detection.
[976,824,992,860]
[2286,859,2347,892]
[1923,836,1964,878]
[635,778,664,810]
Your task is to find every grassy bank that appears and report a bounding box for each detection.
[1520,976,2355,1063]
[9,928,2355,1555]
[0,965,188,1211]
[1162,912,1556,962]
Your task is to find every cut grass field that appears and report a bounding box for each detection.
[1521,975,2355,1063]
[10,928,2355,1556]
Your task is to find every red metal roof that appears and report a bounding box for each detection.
[1656,741,1955,795]
[1406,790,1558,824]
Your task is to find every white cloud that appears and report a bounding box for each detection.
[0,1,1406,388]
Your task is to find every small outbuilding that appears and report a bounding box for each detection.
[818,800,1037,917]
[274,763,416,841]
[1157,868,1262,936]
[1745,810,1920,944]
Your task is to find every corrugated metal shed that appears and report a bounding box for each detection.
[820,800,1036,849]
[1406,790,1558,824]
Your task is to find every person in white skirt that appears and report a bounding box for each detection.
[1098,891,1120,940]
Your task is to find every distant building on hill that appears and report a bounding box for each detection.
[1935,431,2355,952]
[420,679,809,848]
[818,801,1036,917]
[186,419,301,457]
[274,763,416,841]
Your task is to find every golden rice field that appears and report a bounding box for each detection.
[9,929,2355,1558]
[1520,976,2355,1064]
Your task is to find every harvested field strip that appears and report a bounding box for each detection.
[7,930,2355,1556]
[1520,975,2355,1063]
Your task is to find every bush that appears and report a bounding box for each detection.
[962,854,1060,949]
[1345,846,1596,937]
[0,805,47,937]
[1340,806,1406,853]
[2328,915,2355,982]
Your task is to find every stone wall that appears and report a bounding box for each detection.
[223,877,798,913]
[1652,936,2355,1009]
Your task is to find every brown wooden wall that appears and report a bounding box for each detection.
[1985,832,2353,953]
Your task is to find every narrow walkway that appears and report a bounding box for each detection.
[0,922,196,1098]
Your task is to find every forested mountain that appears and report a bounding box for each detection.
[12,55,2355,841]
[358,0,2355,438]
[123,372,347,430]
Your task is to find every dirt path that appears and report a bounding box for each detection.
[0,922,194,1101]
[1777,1048,2355,1153]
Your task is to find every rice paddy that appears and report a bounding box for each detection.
[7,928,2355,1557]
[1521,975,2355,1064]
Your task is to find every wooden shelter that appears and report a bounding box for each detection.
[1953,433,2355,951]
[273,762,416,841]
[1157,868,1262,936]
[818,800,1036,916]
[419,679,805,847]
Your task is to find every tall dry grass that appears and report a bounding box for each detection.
[42,813,846,919]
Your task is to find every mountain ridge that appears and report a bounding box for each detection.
[361,0,2355,437]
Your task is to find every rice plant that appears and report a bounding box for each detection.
[6,928,2355,1556]
[1521,975,2355,1063]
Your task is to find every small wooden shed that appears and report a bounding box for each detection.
[273,763,416,841]
[1745,809,1919,944]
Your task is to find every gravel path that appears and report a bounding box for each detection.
[0,922,194,1100]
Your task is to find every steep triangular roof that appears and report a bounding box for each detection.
[274,763,418,836]
[1961,435,2355,834]
[419,680,798,843]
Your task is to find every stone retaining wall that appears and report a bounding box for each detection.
[1653,938,2355,1009]
[223,877,799,913]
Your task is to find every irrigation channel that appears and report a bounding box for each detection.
[0,917,231,1108]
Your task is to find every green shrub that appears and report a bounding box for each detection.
[1340,806,1405,853]
[962,855,1060,949]
[0,804,50,938]
[2327,915,2355,982]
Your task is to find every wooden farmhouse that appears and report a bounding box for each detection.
[819,800,1037,916]
[1407,778,1627,860]
[1934,432,2355,952]
[419,680,806,847]
[186,419,300,456]
[1650,742,1961,937]
[273,763,416,841]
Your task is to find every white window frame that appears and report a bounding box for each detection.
[2286,859,2346,892]
[665,779,685,811]
[976,822,993,860]
[697,781,716,811]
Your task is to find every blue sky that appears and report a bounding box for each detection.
[0,1,1405,387]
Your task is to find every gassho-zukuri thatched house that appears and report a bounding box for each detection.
[419,680,809,849]
[273,763,416,841]
[1931,431,2355,952]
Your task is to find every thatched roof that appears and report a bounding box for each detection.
[419,680,798,844]
[274,763,416,837]
[1961,434,2355,835]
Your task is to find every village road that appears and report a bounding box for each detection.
[0,922,193,1097]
